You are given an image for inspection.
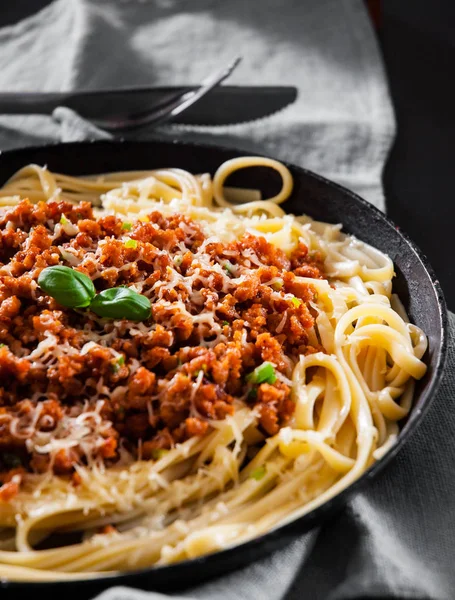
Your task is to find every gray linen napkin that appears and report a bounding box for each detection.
[0,0,394,210]
[0,1,453,599]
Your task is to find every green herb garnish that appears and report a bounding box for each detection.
[250,466,266,481]
[291,296,302,308]
[111,355,125,373]
[271,280,283,291]
[194,364,208,378]
[90,287,151,321]
[38,266,96,308]
[151,449,169,460]
[60,215,69,225]
[224,261,235,275]
[38,266,151,322]
[221,320,229,327]
[0,343,5,349]
[246,362,277,385]
[121,222,132,231]
[124,239,138,249]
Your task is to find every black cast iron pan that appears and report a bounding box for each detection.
[0,140,447,599]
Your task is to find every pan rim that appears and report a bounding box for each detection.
[0,138,448,592]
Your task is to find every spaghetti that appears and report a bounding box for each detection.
[0,157,427,581]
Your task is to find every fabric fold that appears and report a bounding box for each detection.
[0,0,394,209]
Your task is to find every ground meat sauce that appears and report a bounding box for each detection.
[0,199,323,493]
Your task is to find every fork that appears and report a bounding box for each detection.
[87,57,242,133]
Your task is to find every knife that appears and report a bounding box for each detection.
[0,86,297,126]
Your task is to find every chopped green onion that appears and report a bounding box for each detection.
[250,466,266,481]
[271,280,283,291]
[291,296,302,308]
[194,363,208,378]
[247,362,277,385]
[121,222,132,231]
[124,239,138,249]
[90,287,151,321]
[224,261,235,275]
[111,355,125,373]
[60,215,69,225]
[151,448,169,460]
[221,320,229,327]
[0,343,5,349]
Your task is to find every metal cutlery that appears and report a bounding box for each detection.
[0,64,297,129]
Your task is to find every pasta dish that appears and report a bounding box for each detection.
[0,157,427,581]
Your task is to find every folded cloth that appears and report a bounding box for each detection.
[0,0,394,209]
[1,2,453,599]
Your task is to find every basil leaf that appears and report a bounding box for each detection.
[90,287,151,321]
[38,265,96,308]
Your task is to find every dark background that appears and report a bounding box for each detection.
[2,1,454,309]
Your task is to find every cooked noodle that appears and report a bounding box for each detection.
[0,157,427,581]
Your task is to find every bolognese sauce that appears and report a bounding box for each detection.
[0,199,322,493]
